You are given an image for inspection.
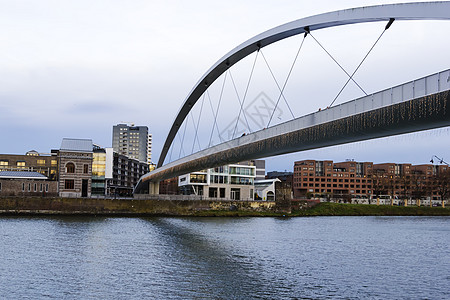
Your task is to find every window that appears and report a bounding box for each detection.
[83,164,89,174]
[22,183,25,191]
[16,161,26,169]
[51,160,57,166]
[66,163,75,173]
[0,182,2,191]
[34,183,37,192]
[65,180,75,189]
[37,159,46,166]
[0,160,8,167]
[40,184,43,192]
[28,183,31,191]
[46,184,49,192]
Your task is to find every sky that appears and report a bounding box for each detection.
[0,0,449,172]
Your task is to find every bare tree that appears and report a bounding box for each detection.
[435,169,450,201]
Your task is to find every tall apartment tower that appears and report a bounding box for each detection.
[112,124,152,164]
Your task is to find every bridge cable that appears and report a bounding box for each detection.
[307,29,368,96]
[267,34,307,127]
[260,50,296,121]
[206,90,224,143]
[178,116,188,158]
[168,140,174,163]
[190,111,202,153]
[229,69,252,133]
[191,93,205,153]
[233,50,260,139]
[208,70,228,147]
[329,18,394,107]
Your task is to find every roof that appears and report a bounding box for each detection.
[0,171,48,180]
[254,178,281,185]
[60,138,93,152]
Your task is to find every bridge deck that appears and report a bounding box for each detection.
[135,69,450,193]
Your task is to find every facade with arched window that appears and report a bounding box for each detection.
[58,138,93,198]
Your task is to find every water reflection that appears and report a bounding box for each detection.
[143,218,277,299]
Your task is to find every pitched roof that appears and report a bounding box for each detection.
[60,138,93,152]
[0,171,48,179]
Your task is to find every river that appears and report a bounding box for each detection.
[0,216,448,299]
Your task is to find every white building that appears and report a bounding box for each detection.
[178,161,264,200]
[254,178,281,201]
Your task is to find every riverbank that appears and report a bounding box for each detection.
[192,202,450,217]
[0,197,448,217]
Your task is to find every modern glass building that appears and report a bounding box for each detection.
[178,160,265,200]
[92,145,106,195]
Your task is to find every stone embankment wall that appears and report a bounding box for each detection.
[0,197,281,216]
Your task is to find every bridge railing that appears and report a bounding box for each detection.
[259,68,450,140]
[212,69,450,151]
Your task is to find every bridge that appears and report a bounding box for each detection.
[135,2,450,194]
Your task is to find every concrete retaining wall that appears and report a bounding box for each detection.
[0,197,277,216]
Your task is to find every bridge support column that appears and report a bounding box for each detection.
[149,181,160,195]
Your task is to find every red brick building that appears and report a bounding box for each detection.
[294,159,449,202]
[372,163,448,201]
[293,160,373,199]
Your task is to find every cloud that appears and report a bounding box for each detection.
[0,0,449,167]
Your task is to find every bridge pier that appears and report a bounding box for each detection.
[149,181,160,195]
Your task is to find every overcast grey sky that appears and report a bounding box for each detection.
[0,0,449,171]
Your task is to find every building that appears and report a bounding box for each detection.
[293,159,374,199]
[254,160,266,181]
[254,178,280,201]
[178,160,264,200]
[0,151,58,180]
[107,149,149,197]
[91,146,149,197]
[0,151,59,197]
[159,177,179,195]
[112,123,152,164]
[372,163,448,202]
[57,138,93,198]
[0,171,58,197]
[266,171,293,188]
[294,159,449,203]
[92,145,107,196]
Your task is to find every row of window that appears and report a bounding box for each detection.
[295,177,371,183]
[20,182,49,193]
[295,182,372,189]
[0,159,57,167]
[307,189,372,194]
[229,167,254,176]
[0,182,48,192]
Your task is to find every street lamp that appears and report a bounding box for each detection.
[430,155,449,166]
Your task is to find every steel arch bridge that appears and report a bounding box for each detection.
[135,1,450,194]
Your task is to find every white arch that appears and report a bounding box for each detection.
[158,1,450,167]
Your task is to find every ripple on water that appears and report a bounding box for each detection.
[0,216,448,299]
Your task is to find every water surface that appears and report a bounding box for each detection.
[0,216,448,299]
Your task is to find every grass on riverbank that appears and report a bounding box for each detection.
[294,202,450,216]
[192,202,450,217]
